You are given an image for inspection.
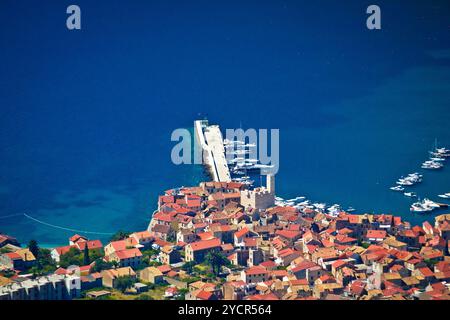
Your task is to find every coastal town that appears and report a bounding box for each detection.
[1,175,449,300]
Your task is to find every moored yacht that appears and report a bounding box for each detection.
[404,192,417,198]
[421,160,443,169]
[422,198,440,209]
[410,202,432,213]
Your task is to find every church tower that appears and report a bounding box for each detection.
[266,174,275,194]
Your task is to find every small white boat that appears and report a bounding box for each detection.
[224,139,244,145]
[423,198,440,208]
[436,147,450,155]
[397,179,413,186]
[346,207,356,212]
[430,157,446,162]
[410,198,436,213]
[390,186,405,192]
[421,160,443,170]
[410,203,432,213]
[438,194,449,199]
[404,192,417,198]
[313,203,326,210]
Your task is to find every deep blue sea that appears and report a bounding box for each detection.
[0,1,449,247]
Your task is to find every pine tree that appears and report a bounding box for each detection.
[83,243,90,265]
[28,240,40,259]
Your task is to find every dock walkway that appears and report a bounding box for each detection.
[194,120,231,182]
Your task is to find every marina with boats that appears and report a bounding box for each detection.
[195,119,274,187]
[389,140,450,215]
[197,120,448,217]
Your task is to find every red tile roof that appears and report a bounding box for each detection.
[4,252,21,260]
[76,240,103,251]
[115,248,142,260]
[234,227,249,239]
[196,290,214,300]
[246,293,279,300]
[259,260,276,268]
[54,245,77,256]
[418,267,434,277]
[157,264,172,274]
[69,234,88,243]
[332,260,348,269]
[245,266,268,275]
[275,230,300,239]
[366,229,387,239]
[198,232,215,240]
[188,238,221,252]
[291,261,317,273]
[153,212,174,223]
[109,240,127,252]
[244,238,257,247]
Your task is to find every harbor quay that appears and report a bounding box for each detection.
[194,120,231,183]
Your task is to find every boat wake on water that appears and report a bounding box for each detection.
[21,213,115,235]
[0,213,25,220]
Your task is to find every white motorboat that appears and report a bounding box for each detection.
[404,192,417,198]
[397,179,414,186]
[421,160,443,169]
[313,203,326,210]
[390,186,405,192]
[410,202,432,213]
[423,198,440,209]
[224,139,244,146]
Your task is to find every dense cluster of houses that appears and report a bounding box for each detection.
[1,178,449,300]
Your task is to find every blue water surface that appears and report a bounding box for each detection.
[0,0,449,246]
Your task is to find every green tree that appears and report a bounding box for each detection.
[59,247,82,268]
[35,248,57,274]
[90,258,113,273]
[135,294,153,300]
[0,247,11,254]
[25,241,57,275]
[205,251,229,276]
[110,231,130,242]
[182,261,196,274]
[115,275,135,293]
[27,240,39,259]
[175,288,189,300]
[83,244,90,265]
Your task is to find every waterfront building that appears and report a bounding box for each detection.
[0,274,80,300]
[240,175,275,212]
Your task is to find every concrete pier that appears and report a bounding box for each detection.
[194,120,231,182]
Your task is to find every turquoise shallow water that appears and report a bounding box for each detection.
[0,1,449,246]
